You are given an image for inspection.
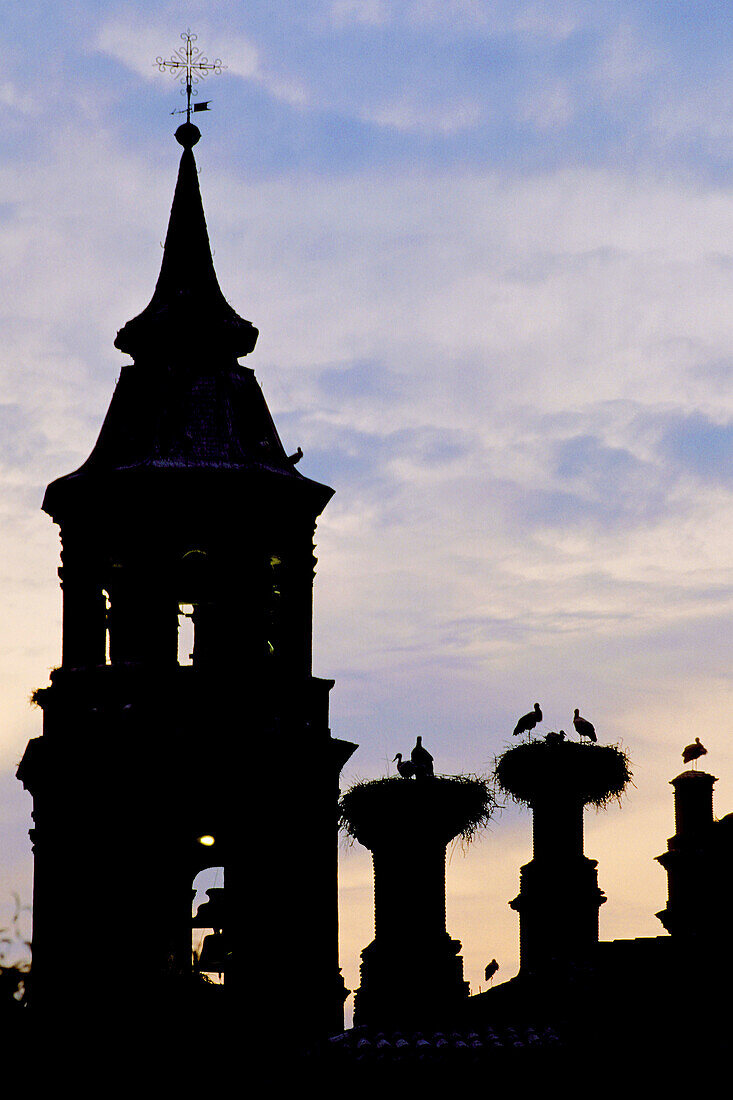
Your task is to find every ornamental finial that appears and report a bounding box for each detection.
[155,29,226,124]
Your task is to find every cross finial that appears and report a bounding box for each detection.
[156,29,226,123]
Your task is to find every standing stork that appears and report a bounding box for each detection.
[484,959,499,984]
[513,703,542,737]
[393,753,416,779]
[682,737,707,768]
[410,736,434,777]
[573,709,597,743]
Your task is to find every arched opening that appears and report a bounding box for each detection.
[192,865,225,984]
[266,551,286,660]
[102,588,111,665]
[177,550,208,668]
[178,603,195,666]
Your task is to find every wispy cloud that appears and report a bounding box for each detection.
[3,0,733,1002]
[403,0,584,40]
[364,95,482,134]
[330,0,390,28]
[594,22,661,100]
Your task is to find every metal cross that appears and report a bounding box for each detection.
[156,29,226,123]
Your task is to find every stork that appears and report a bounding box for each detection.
[484,959,499,983]
[513,703,542,737]
[682,737,707,768]
[410,736,434,777]
[573,709,596,743]
[393,753,416,779]
[545,730,566,745]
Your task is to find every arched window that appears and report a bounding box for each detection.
[178,603,195,666]
[192,866,225,984]
[178,550,208,667]
[102,589,112,665]
[266,552,285,658]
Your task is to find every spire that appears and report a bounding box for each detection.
[42,120,335,521]
[114,123,258,360]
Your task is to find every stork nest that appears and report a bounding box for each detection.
[495,740,632,809]
[339,774,495,849]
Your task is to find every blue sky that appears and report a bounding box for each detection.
[2,1,733,1009]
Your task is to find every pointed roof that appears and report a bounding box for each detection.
[42,124,333,520]
[114,122,258,360]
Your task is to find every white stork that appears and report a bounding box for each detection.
[410,736,434,777]
[682,738,707,768]
[393,753,416,779]
[573,709,597,743]
[484,959,499,983]
[513,703,542,737]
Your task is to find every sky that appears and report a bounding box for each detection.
[2,0,733,1010]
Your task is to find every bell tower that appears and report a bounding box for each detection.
[18,120,356,1042]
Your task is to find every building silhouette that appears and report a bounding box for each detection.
[501,740,617,974]
[11,116,733,1076]
[17,120,356,1044]
[656,766,733,943]
[329,748,733,1073]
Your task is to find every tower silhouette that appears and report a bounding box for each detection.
[656,766,733,944]
[497,739,629,973]
[17,121,357,1041]
[341,774,492,1031]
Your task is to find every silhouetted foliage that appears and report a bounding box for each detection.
[0,896,30,1012]
[495,740,632,808]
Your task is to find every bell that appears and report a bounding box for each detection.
[192,886,225,929]
[198,931,230,973]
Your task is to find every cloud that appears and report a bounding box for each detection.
[330,0,390,28]
[363,96,482,135]
[519,80,574,131]
[95,19,181,83]
[0,405,50,472]
[0,81,38,116]
[651,84,733,155]
[403,0,584,40]
[511,2,582,41]
[594,22,660,101]
[549,433,669,524]
[5,5,733,999]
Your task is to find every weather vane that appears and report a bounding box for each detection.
[156,29,226,123]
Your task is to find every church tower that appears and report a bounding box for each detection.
[18,119,356,1041]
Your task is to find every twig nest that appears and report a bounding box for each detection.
[339,775,495,849]
[495,740,631,809]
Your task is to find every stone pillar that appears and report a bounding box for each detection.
[656,769,719,941]
[511,794,606,973]
[497,739,629,975]
[347,778,479,1031]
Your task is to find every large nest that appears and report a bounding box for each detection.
[495,740,632,809]
[339,774,495,849]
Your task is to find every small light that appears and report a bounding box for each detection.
[198,835,215,847]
